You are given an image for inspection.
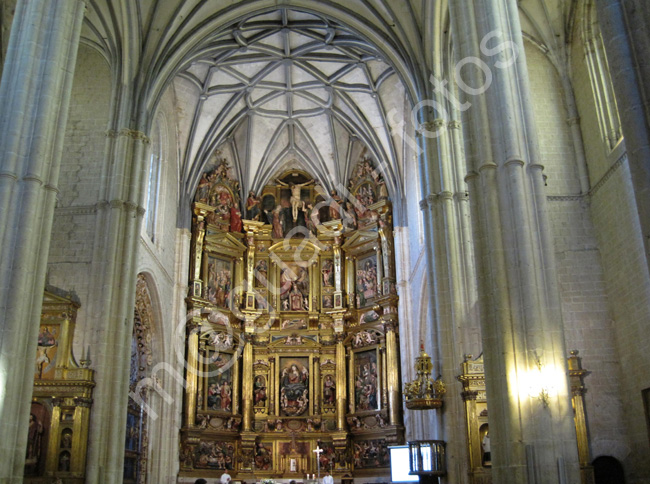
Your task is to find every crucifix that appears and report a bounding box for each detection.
[313,445,323,480]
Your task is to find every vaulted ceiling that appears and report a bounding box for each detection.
[172,9,408,202]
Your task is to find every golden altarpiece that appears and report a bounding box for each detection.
[458,353,593,484]
[180,158,404,481]
[26,290,95,483]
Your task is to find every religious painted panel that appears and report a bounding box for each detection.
[322,294,333,309]
[354,349,379,411]
[206,255,233,309]
[317,441,336,471]
[353,439,389,468]
[254,441,273,470]
[206,352,234,412]
[356,254,378,308]
[194,440,235,470]
[35,325,59,380]
[279,357,310,416]
[279,262,309,312]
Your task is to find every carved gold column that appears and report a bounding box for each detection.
[335,333,347,430]
[314,356,321,414]
[242,334,254,431]
[243,221,264,310]
[184,318,201,428]
[568,351,594,484]
[377,207,395,295]
[348,346,355,414]
[191,207,208,297]
[330,223,344,308]
[464,390,481,471]
[232,345,240,416]
[345,256,355,307]
[375,243,384,296]
[309,262,315,312]
[384,319,400,425]
[269,356,276,416]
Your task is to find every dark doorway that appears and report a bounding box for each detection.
[593,456,625,484]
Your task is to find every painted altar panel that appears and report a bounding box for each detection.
[205,255,233,309]
[354,349,379,411]
[279,356,310,416]
[355,254,378,308]
[206,352,234,413]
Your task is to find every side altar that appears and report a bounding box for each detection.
[179,158,404,481]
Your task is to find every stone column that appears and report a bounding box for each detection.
[84,125,149,484]
[0,1,85,481]
[595,0,650,272]
[448,1,580,483]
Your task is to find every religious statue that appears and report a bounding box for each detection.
[246,191,261,220]
[342,201,358,230]
[25,413,43,466]
[328,189,343,220]
[254,375,267,405]
[323,374,336,405]
[195,172,210,203]
[229,205,242,232]
[321,259,334,287]
[277,179,314,222]
[272,205,284,238]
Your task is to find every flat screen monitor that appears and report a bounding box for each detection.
[389,445,419,483]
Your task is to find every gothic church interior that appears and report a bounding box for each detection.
[2,1,650,484]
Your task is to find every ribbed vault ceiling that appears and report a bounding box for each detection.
[173,9,407,202]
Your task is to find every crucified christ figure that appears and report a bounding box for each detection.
[276,179,314,222]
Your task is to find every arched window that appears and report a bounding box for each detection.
[582,1,623,151]
[144,120,163,241]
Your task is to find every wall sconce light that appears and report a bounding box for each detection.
[523,353,563,408]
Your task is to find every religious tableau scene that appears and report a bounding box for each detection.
[206,256,233,309]
[206,353,234,413]
[194,441,236,470]
[254,442,273,471]
[181,157,402,481]
[354,350,379,411]
[353,439,390,468]
[356,255,378,308]
[280,357,310,416]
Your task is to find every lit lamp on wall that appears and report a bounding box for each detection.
[407,440,446,484]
